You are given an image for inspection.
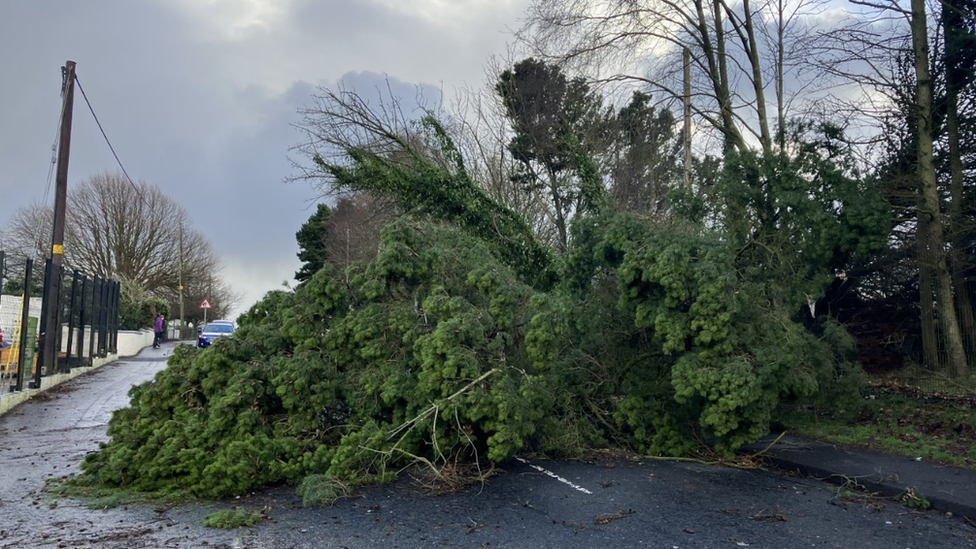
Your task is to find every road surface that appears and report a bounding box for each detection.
[1,344,974,548]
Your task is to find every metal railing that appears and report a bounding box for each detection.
[1,252,119,393]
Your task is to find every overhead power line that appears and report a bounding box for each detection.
[74,74,151,210]
[29,85,69,263]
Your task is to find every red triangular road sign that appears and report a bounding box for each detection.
[200,299,212,309]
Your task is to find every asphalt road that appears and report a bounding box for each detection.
[1,344,974,549]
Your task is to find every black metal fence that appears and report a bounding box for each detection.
[0,251,119,393]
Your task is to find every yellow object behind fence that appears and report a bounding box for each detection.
[1,295,33,378]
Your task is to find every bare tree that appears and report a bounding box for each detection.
[1,203,52,260]
[814,0,970,374]
[3,172,238,324]
[519,0,829,155]
[66,173,218,289]
[325,193,399,272]
[179,275,241,327]
[0,202,52,291]
[448,77,561,246]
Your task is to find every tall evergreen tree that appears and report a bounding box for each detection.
[295,203,333,284]
[607,91,682,215]
[496,58,611,250]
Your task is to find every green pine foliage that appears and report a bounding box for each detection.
[78,110,887,498]
[705,128,889,312]
[296,474,350,507]
[204,508,263,529]
[294,203,333,284]
[537,213,865,456]
[313,116,557,290]
[82,221,561,497]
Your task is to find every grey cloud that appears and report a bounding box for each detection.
[1,0,527,316]
[334,70,443,113]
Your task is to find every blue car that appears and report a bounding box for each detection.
[197,320,235,348]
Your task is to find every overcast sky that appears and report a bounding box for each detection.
[0,0,528,317]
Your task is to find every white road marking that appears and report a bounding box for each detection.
[516,457,593,494]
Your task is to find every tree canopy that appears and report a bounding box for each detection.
[70,0,976,500]
[1,172,238,327]
[78,74,886,497]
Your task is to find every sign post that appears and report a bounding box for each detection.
[199,298,211,328]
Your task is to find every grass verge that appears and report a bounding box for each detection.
[776,381,976,470]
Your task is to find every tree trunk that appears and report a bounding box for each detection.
[917,216,940,369]
[547,168,568,252]
[946,80,976,358]
[705,0,745,152]
[911,0,968,376]
[943,1,976,360]
[703,0,746,151]
[776,0,786,149]
[738,0,773,156]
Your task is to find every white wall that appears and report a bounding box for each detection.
[117,330,154,357]
[53,327,153,358]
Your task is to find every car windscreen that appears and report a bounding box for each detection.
[204,324,234,334]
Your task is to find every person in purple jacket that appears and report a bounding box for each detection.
[153,314,164,348]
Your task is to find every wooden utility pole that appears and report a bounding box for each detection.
[40,60,76,375]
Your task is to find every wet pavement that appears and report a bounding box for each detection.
[0,344,243,549]
[2,343,975,548]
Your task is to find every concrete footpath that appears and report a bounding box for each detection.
[0,341,243,549]
[743,434,976,519]
[1,328,155,417]
[0,353,118,417]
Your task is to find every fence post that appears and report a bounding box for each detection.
[111,280,119,354]
[14,259,33,393]
[106,280,116,354]
[54,266,65,373]
[89,276,100,365]
[63,270,80,372]
[77,276,88,366]
[98,278,108,357]
[32,259,53,388]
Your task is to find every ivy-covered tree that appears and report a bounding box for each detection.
[118,277,170,330]
[295,85,557,290]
